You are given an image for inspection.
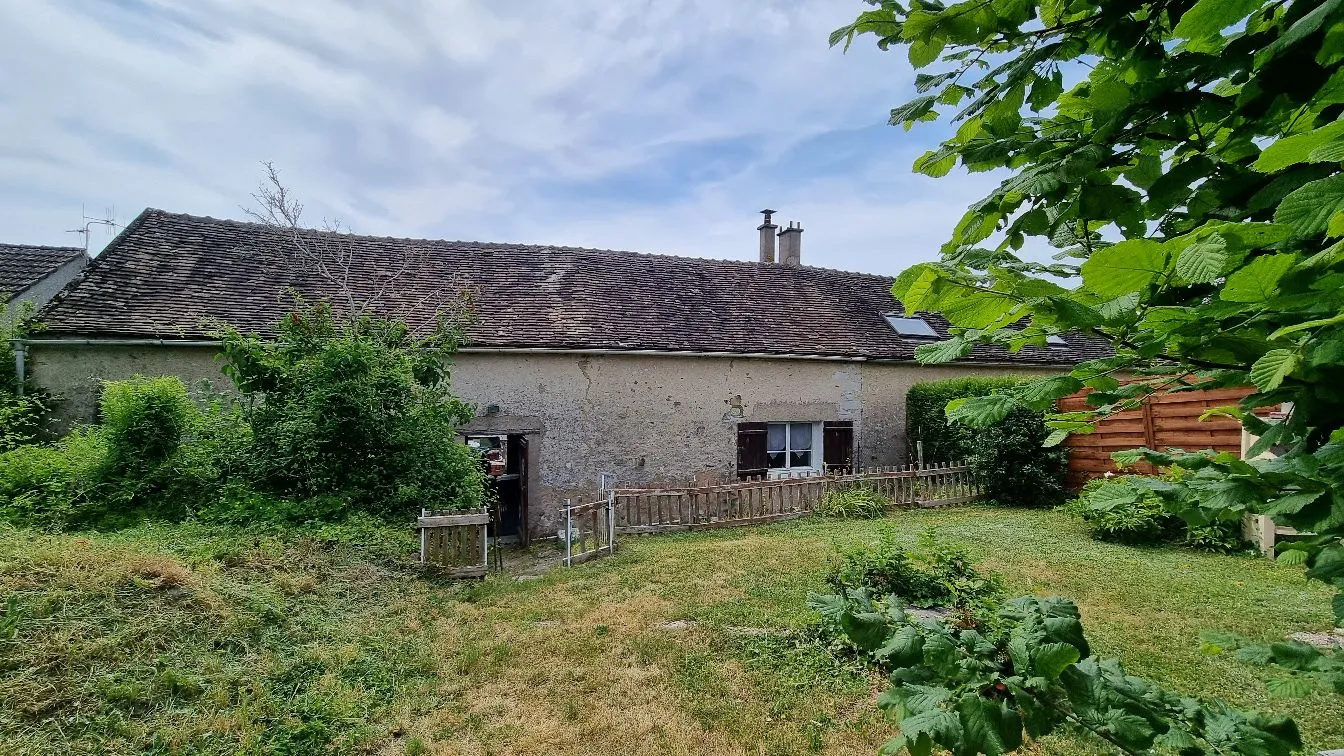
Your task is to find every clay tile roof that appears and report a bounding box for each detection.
[36,208,1110,365]
[1,243,85,300]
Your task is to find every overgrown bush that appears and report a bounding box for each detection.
[968,405,1068,508]
[817,591,1302,756]
[906,376,1024,461]
[1066,475,1244,553]
[824,529,1001,612]
[218,303,487,519]
[0,428,107,526]
[0,300,46,452]
[908,377,1068,507]
[815,487,889,519]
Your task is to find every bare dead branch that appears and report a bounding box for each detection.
[242,161,476,337]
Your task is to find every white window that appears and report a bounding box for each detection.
[766,422,819,477]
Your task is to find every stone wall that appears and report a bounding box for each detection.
[25,343,1057,537]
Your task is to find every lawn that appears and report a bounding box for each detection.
[1,506,1339,755]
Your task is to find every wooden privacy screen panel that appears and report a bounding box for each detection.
[1061,385,1253,489]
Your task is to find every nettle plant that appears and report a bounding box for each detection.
[823,593,1302,756]
[834,0,1344,622]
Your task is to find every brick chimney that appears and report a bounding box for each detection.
[778,221,803,266]
[758,209,778,263]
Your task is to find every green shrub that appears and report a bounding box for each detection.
[0,299,46,452]
[1066,475,1245,552]
[0,428,108,526]
[968,405,1069,508]
[815,487,889,518]
[218,303,487,519]
[100,376,197,475]
[0,391,45,453]
[906,376,1025,461]
[907,376,1068,508]
[824,528,1001,610]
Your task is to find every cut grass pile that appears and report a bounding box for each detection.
[1,506,1340,755]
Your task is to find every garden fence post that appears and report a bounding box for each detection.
[564,499,572,567]
[419,508,427,564]
[607,489,616,555]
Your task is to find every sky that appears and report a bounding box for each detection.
[0,0,1006,275]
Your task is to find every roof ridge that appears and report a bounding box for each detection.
[0,243,85,254]
[142,208,896,281]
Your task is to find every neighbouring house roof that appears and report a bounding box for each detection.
[1,243,86,301]
[35,208,1110,365]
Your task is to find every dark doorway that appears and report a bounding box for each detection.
[466,434,530,545]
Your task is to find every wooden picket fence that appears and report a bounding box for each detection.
[418,508,490,578]
[610,462,981,535]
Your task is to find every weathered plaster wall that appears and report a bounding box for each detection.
[25,344,1056,536]
[28,344,230,428]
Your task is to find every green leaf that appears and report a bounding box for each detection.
[1308,135,1344,163]
[891,96,937,128]
[958,695,1021,755]
[1265,491,1323,516]
[1262,0,1344,61]
[1016,376,1084,408]
[1329,210,1344,238]
[1269,311,1344,340]
[1253,121,1344,173]
[1275,174,1344,237]
[1265,676,1317,698]
[1221,254,1297,302]
[1032,642,1081,678]
[1080,239,1167,298]
[901,708,961,745]
[909,38,946,68]
[1174,233,1228,284]
[915,338,974,364]
[1155,727,1198,750]
[807,592,847,618]
[914,149,958,178]
[1249,349,1299,391]
[1172,0,1260,38]
[1123,153,1163,190]
[840,611,891,651]
[877,625,926,667]
[946,394,1015,428]
[1043,429,1069,447]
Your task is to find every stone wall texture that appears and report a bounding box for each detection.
[26,344,1057,537]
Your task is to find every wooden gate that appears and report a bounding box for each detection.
[419,508,490,578]
[562,495,617,566]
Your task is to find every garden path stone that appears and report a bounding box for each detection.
[1290,628,1344,649]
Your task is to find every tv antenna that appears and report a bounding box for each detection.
[67,205,121,252]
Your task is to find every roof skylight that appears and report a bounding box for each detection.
[1046,335,1068,346]
[885,315,938,338]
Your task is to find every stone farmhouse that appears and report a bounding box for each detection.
[19,208,1107,541]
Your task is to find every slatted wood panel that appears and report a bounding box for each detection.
[419,508,490,578]
[1061,385,1254,488]
[611,464,982,535]
[563,497,616,566]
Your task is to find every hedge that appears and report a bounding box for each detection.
[905,376,1026,461]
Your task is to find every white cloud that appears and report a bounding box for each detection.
[0,0,994,276]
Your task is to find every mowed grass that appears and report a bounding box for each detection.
[1,506,1340,755]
